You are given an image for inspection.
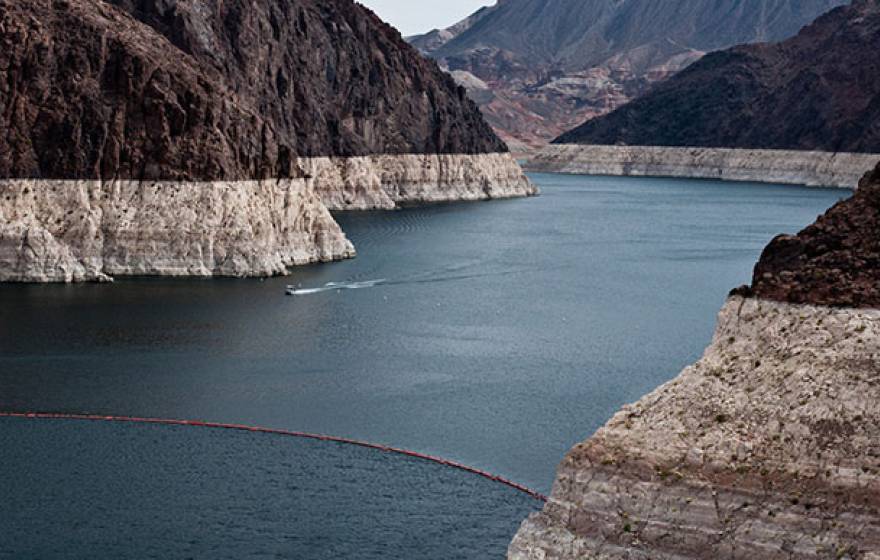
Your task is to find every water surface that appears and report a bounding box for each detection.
[0,174,845,555]
[0,417,538,559]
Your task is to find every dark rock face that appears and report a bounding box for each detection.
[734,163,880,308]
[409,0,847,150]
[557,1,880,153]
[0,0,506,182]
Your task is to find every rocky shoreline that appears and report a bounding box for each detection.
[510,164,880,558]
[0,178,351,283]
[526,145,880,189]
[307,153,534,211]
[0,153,532,283]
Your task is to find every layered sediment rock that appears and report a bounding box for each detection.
[0,0,533,282]
[526,145,880,189]
[510,165,880,559]
[0,153,533,282]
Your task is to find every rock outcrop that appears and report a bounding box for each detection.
[0,179,352,283]
[557,1,880,154]
[510,169,880,558]
[527,145,880,189]
[736,163,880,308]
[0,0,534,282]
[409,0,846,151]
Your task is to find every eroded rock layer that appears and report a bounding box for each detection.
[0,178,354,282]
[308,153,535,211]
[526,145,880,189]
[0,152,534,282]
[510,297,880,560]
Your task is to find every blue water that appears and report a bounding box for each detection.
[0,418,538,559]
[0,174,845,558]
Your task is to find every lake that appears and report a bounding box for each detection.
[0,174,845,558]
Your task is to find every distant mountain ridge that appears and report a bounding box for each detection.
[409,0,849,150]
[556,0,880,153]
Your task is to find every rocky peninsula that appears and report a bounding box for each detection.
[0,0,534,282]
[510,164,880,559]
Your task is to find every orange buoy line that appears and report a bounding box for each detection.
[0,411,548,502]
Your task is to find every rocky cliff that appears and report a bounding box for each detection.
[0,0,534,282]
[509,165,880,559]
[409,0,846,151]
[557,1,880,153]
[737,164,880,308]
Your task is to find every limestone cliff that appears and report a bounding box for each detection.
[0,0,534,282]
[306,153,535,211]
[510,166,880,559]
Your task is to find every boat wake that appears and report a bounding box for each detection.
[286,262,552,297]
[286,279,386,296]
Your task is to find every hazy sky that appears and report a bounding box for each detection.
[359,0,493,36]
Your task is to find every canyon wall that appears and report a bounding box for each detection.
[510,297,880,559]
[526,145,880,189]
[0,153,533,282]
[510,165,880,559]
[0,179,353,283]
[0,0,533,282]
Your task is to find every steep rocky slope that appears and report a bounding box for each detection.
[557,1,880,153]
[509,167,880,559]
[410,0,846,150]
[0,0,534,282]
